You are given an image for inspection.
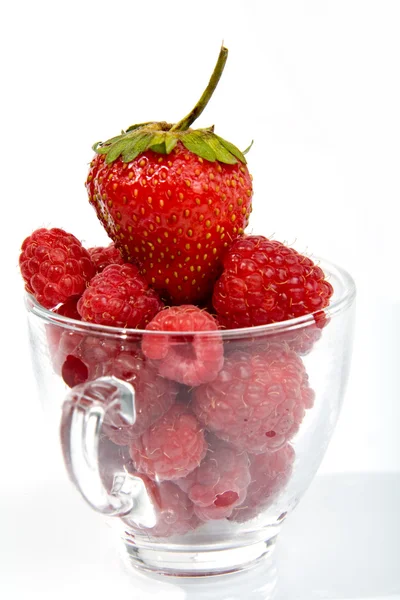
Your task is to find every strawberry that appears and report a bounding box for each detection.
[86,47,253,305]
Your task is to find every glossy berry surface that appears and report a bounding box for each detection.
[142,305,224,386]
[129,404,207,481]
[77,263,163,328]
[86,144,252,305]
[53,295,82,320]
[213,235,333,328]
[88,242,124,272]
[19,228,95,309]
[192,345,314,454]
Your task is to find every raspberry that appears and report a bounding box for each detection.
[230,444,295,522]
[129,404,208,481]
[192,345,314,454]
[77,263,163,328]
[55,336,178,439]
[142,305,224,387]
[276,310,329,355]
[130,477,200,538]
[176,436,251,521]
[88,243,124,273]
[19,228,95,309]
[53,295,82,320]
[61,353,89,387]
[212,236,333,329]
[99,351,179,443]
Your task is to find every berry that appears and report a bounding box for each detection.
[230,444,295,522]
[192,345,314,454]
[129,404,207,481]
[62,353,89,387]
[53,295,82,320]
[212,235,333,328]
[19,227,95,309]
[55,335,178,439]
[142,305,224,386]
[77,263,163,328]
[130,477,200,538]
[86,47,252,305]
[47,328,83,376]
[99,351,179,443]
[277,310,328,355]
[88,243,124,273]
[176,436,251,521]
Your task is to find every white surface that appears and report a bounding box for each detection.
[0,0,399,597]
[0,472,399,599]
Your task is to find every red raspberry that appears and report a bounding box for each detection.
[212,236,333,328]
[54,335,178,439]
[129,404,207,481]
[129,476,200,538]
[19,228,95,309]
[142,305,224,387]
[275,310,329,355]
[176,436,251,521]
[50,330,139,384]
[46,326,83,377]
[230,444,295,522]
[88,243,124,273]
[50,331,125,384]
[77,263,163,328]
[53,295,82,320]
[99,351,179,443]
[61,353,89,387]
[192,345,314,454]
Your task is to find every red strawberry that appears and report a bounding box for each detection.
[86,47,253,305]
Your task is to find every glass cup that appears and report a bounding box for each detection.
[25,256,355,578]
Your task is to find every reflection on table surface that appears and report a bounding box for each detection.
[1,473,399,599]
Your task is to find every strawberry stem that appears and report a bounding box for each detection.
[170,46,228,132]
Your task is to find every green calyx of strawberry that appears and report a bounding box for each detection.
[93,46,250,165]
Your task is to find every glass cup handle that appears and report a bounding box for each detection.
[60,376,156,528]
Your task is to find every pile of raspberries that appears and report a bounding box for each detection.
[19,227,332,538]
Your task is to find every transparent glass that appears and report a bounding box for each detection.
[25,257,355,578]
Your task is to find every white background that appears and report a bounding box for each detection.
[1,1,399,598]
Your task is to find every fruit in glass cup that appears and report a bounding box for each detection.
[19,46,336,540]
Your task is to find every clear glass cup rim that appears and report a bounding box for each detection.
[25,256,356,339]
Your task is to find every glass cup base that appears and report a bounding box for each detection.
[121,535,278,577]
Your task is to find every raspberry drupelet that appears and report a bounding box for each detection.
[77,263,163,329]
[142,305,224,386]
[212,235,333,329]
[19,228,95,309]
[192,344,314,454]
